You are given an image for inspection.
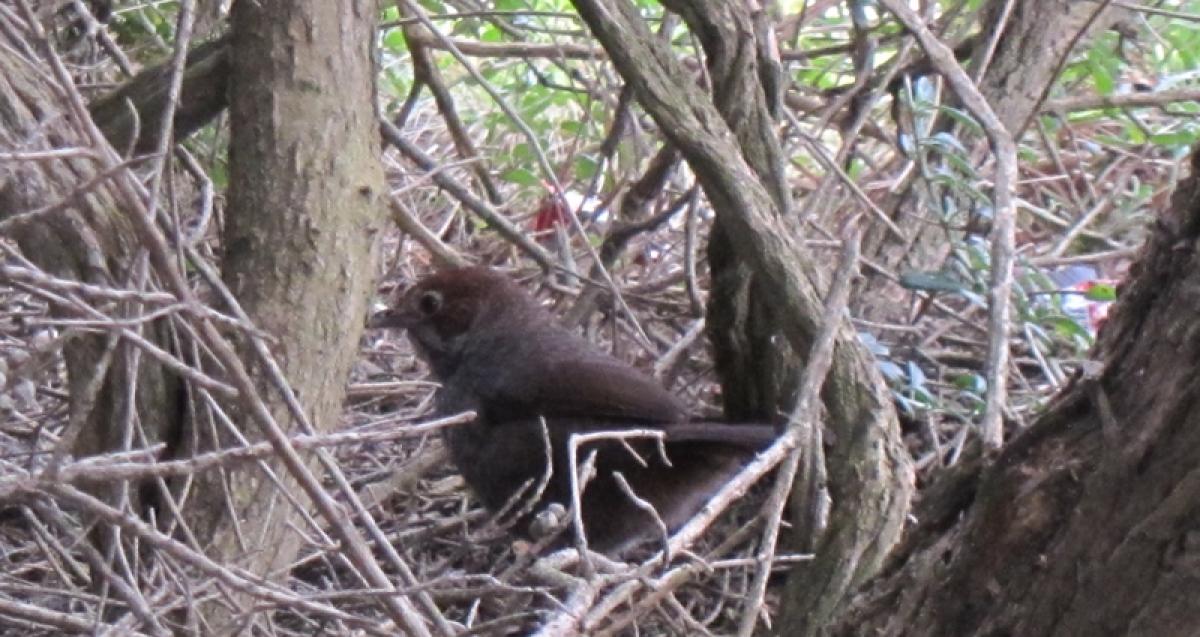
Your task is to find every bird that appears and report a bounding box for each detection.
[369,266,777,554]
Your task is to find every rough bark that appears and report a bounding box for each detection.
[662,1,796,424]
[175,0,385,630]
[89,34,231,154]
[833,147,1200,636]
[1,3,386,632]
[570,2,914,632]
[970,0,1121,137]
[0,11,183,544]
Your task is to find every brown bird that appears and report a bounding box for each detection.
[370,267,776,554]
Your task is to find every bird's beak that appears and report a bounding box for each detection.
[367,305,411,330]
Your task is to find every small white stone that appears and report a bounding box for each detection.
[530,502,568,539]
[13,379,36,409]
[31,330,56,352]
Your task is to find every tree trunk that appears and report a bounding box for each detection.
[971,0,1121,137]
[830,147,1200,636]
[0,7,185,566]
[570,2,914,632]
[0,3,385,632]
[88,34,231,155]
[662,0,797,424]
[176,0,385,630]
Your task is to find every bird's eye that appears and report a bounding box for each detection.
[417,290,443,315]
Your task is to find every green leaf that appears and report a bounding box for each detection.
[511,143,534,162]
[1150,130,1199,148]
[1124,122,1147,144]
[1087,54,1115,94]
[480,23,502,43]
[906,361,927,388]
[1048,315,1093,342]
[382,29,406,52]
[574,155,598,180]
[934,106,983,135]
[501,168,539,187]
[929,131,967,154]
[960,289,987,309]
[899,270,966,294]
[953,373,985,393]
[878,360,904,381]
[209,161,228,191]
[1084,283,1117,301]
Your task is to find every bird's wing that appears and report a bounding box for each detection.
[478,355,688,424]
[536,357,688,422]
[481,356,780,451]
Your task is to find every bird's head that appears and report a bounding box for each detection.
[369,266,543,376]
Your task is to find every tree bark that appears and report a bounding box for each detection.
[569,2,914,632]
[0,3,386,632]
[662,0,796,424]
[176,0,385,630]
[970,0,1121,137]
[832,147,1200,636]
[0,8,184,559]
[89,34,231,155]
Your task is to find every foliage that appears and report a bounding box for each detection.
[2,0,1199,633]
